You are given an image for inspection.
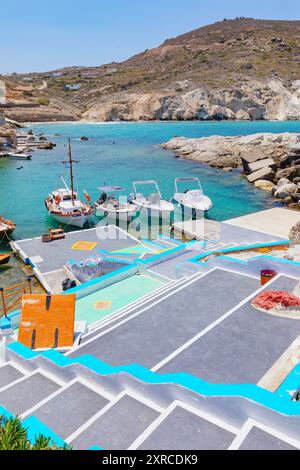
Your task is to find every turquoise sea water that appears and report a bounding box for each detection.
[1,120,300,240]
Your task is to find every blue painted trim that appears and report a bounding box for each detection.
[187,240,300,268]
[160,235,185,246]
[0,310,21,331]
[7,342,300,417]
[137,246,184,265]
[0,404,66,447]
[24,416,67,448]
[142,239,170,250]
[217,255,248,265]
[216,240,290,254]
[0,405,13,419]
[66,264,135,294]
[276,362,300,401]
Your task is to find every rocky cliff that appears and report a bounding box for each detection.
[82,79,300,122]
[4,18,300,122]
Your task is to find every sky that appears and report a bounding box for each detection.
[1,0,300,74]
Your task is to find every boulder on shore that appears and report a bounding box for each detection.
[37,141,56,150]
[247,167,275,183]
[289,221,300,245]
[254,180,275,192]
[248,158,277,174]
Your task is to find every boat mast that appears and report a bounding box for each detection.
[68,139,75,204]
[63,138,79,205]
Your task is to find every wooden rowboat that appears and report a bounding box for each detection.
[0,253,11,265]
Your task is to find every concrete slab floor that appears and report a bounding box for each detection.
[138,406,236,450]
[225,208,300,239]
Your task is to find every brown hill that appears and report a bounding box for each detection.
[3,18,300,122]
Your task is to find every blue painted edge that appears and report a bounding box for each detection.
[66,264,135,294]
[187,240,300,270]
[0,404,66,447]
[7,341,300,417]
[23,416,67,448]
[276,362,300,401]
[138,243,191,265]
[0,405,14,419]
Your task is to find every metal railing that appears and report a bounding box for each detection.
[0,277,32,319]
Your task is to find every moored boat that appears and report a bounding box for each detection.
[132,180,174,218]
[9,153,32,161]
[172,177,213,217]
[44,139,94,228]
[94,185,138,221]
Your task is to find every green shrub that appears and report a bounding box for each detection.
[36,97,50,106]
[0,414,71,450]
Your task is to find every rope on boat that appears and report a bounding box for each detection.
[0,230,12,245]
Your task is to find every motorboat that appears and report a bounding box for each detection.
[94,185,138,221]
[44,139,94,228]
[172,177,213,216]
[132,180,174,218]
[9,153,32,160]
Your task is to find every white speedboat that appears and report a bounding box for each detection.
[94,185,138,222]
[132,180,174,218]
[172,177,213,216]
[44,139,94,229]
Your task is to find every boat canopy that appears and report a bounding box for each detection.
[51,189,78,199]
[97,186,124,193]
[175,177,199,183]
[175,177,203,194]
[133,180,162,198]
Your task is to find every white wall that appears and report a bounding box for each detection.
[0,81,6,105]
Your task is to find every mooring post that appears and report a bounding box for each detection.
[0,287,7,319]
[27,276,33,294]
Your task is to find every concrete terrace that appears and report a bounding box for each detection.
[11,226,164,292]
[225,207,300,239]
[2,338,300,451]
[12,226,147,275]
[2,209,300,450]
[70,269,300,387]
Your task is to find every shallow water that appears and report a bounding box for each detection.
[2,120,296,242]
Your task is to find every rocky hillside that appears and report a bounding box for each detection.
[3,18,300,122]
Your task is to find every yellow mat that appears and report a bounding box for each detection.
[71,241,98,251]
[94,301,112,311]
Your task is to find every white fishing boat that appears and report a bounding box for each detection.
[132,180,174,218]
[44,139,94,228]
[172,177,213,216]
[9,153,32,160]
[94,185,138,221]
